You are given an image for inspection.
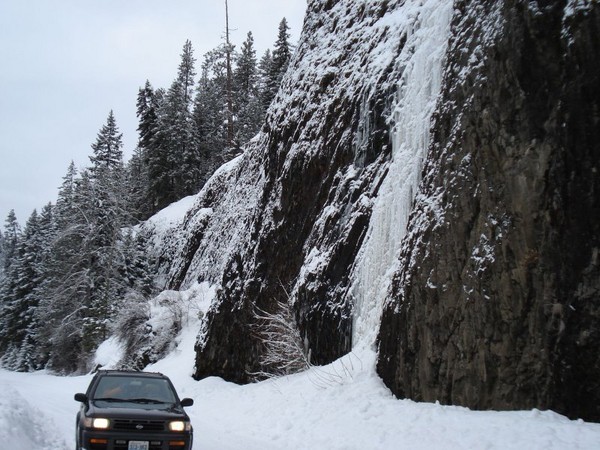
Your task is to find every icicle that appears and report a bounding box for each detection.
[350,0,453,350]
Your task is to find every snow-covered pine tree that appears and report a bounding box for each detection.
[119,229,154,298]
[235,32,258,100]
[38,164,89,373]
[0,209,47,371]
[89,110,123,176]
[172,40,199,198]
[81,111,128,356]
[153,41,200,204]
[193,45,230,185]
[137,80,157,150]
[130,81,157,220]
[126,145,152,222]
[178,40,196,106]
[258,49,274,113]
[263,18,293,109]
[0,231,5,282]
[142,87,175,213]
[271,18,293,78]
[29,202,56,368]
[0,210,21,356]
[234,31,263,145]
[1,210,20,275]
[179,49,204,198]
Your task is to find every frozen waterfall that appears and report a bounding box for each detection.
[350,0,453,350]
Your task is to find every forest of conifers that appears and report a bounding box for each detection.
[0,18,294,373]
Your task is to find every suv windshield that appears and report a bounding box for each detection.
[93,375,177,405]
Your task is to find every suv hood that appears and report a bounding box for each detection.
[88,401,189,419]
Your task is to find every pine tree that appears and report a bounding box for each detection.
[119,229,154,298]
[0,209,47,371]
[0,211,21,358]
[1,210,20,274]
[272,18,293,77]
[137,81,161,164]
[235,32,258,99]
[234,31,263,144]
[40,165,92,373]
[82,112,128,354]
[152,41,200,204]
[262,19,293,109]
[193,46,230,184]
[0,231,5,283]
[178,40,196,105]
[134,80,160,218]
[89,110,123,176]
[126,146,152,222]
[258,49,274,112]
[174,40,200,198]
[142,87,174,213]
[30,203,56,368]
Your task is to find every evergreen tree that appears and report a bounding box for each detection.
[152,41,200,205]
[258,49,274,112]
[193,46,230,184]
[234,31,263,144]
[235,32,258,99]
[174,40,200,198]
[262,19,293,109]
[40,165,92,373]
[82,112,128,354]
[0,231,5,282]
[137,80,157,151]
[142,87,174,213]
[134,80,159,218]
[178,40,197,105]
[126,146,152,222]
[0,209,48,371]
[119,229,154,298]
[89,110,123,176]
[272,18,293,78]
[0,211,21,358]
[1,210,20,274]
[30,203,56,367]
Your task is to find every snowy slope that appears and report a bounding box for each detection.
[2,306,600,450]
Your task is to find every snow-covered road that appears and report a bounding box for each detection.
[2,321,600,450]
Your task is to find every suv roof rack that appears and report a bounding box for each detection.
[95,369,166,378]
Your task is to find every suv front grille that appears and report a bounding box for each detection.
[112,419,166,432]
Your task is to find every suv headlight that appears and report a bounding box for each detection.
[83,417,110,429]
[169,421,191,432]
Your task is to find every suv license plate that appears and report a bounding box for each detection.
[129,441,149,450]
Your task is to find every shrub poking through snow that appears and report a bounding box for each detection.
[113,291,184,370]
[251,299,311,379]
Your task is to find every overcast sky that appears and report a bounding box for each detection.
[0,0,307,226]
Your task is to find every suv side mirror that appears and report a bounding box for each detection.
[74,393,88,403]
[180,398,194,407]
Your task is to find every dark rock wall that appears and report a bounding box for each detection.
[193,0,406,382]
[377,0,600,422]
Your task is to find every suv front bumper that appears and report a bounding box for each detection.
[80,429,193,450]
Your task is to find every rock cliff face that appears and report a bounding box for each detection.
[377,0,600,422]
[150,0,600,421]
[187,0,413,382]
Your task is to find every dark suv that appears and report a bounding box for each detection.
[75,370,193,450]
